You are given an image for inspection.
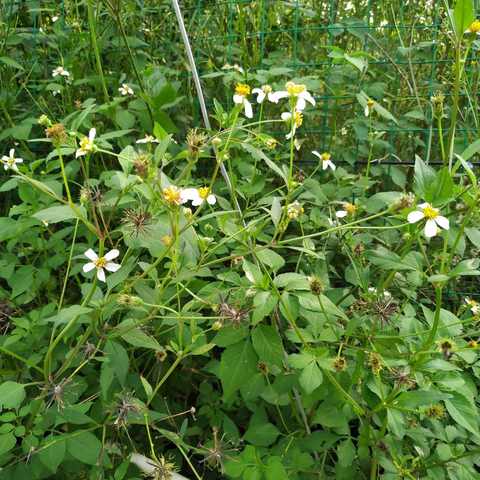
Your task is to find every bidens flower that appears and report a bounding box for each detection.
[287,201,304,220]
[281,110,303,139]
[313,151,335,171]
[233,83,253,118]
[163,185,185,206]
[1,149,23,171]
[465,297,480,316]
[136,135,159,144]
[83,248,121,282]
[271,81,315,111]
[252,85,275,104]
[181,187,216,206]
[118,83,134,96]
[407,202,449,238]
[76,128,97,157]
[52,66,70,78]
[336,202,357,218]
[467,20,480,34]
[364,98,375,117]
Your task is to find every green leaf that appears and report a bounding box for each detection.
[299,361,323,394]
[0,382,25,409]
[244,422,280,447]
[445,392,480,437]
[337,439,356,468]
[264,457,289,480]
[43,305,92,326]
[116,319,163,351]
[344,53,367,73]
[39,437,66,473]
[460,138,480,160]
[387,409,405,438]
[453,0,474,37]
[0,56,24,70]
[0,432,16,456]
[105,340,129,387]
[33,204,87,224]
[67,431,102,465]
[413,156,436,201]
[256,248,285,272]
[219,340,258,402]
[251,325,284,367]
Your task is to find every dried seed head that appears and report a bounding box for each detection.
[186,128,208,157]
[133,153,151,178]
[438,339,455,360]
[425,404,446,419]
[393,192,416,211]
[155,349,167,362]
[368,352,383,375]
[122,207,152,238]
[0,301,15,335]
[333,356,347,372]
[217,297,249,327]
[117,294,143,307]
[309,276,323,295]
[113,392,142,428]
[45,123,67,144]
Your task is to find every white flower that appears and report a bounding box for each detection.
[465,297,480,315]
[76,128,97,157]
[252,85,275,104]
[136,135,159,144]
[1,149,23,171]
[313,151,335,171]
[222,63,245,74]
[52,15,59,22]
[52,66,70,78]
[181,187,216,206]
[52,89,61,96]
[335,202,357,219]
[281,110,303,139]
[407,202,449,238]
[83,248,121,282]
[118,83,134,96]
[233,83,253,119]
[270,81,315,111]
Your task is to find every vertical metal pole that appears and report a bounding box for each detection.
[171,0,244,219]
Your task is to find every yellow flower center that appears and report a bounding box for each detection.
[198,187,210,199]
[367,99,375,108]
[469,20,480,33]
[344,203,357,215]
[262,85,272,93]
[294,111,303,127]
[235,83,250,97]
[422,205,438,220]
[94,257,107,268]
[163,186,181,205]
[286,82,306,96]
[321,152,331,161]
[7,158,15,166]
[80,137,92,151]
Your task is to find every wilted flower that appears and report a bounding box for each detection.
[52,66,70,78]
[281,110,303,139]
[45,123,67,144]
[1,149,23,171]
[83,248,121,282]
[76,128,97,157]
[438,339,455,360]
[271,81,315,111]
[312,151,335,171]
[287,201,304,220]
[252,85,275,104]
[333,357,347,372]
[118,83,134,96]
[186,128,208,156]
[136,134,159,144]
[336,202,357,218]
[130,453,177,479]
[364,98,375,117]
[181,187,216,206]
[368,352,383,375]
[407,202,449,238]
[233,83,253,118]
[465,297,480,316]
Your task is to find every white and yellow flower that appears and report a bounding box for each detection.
[76,128,97,157]
[466,20,480,35]
[163,185,186,206]
[364,98,375,117]
[313,151,335,171]
[1,149,23,171]
[287,201,304,220]
[270,81,315,111]
[118,83,134,96]
[336,202,357,218]
[52,66,70,78]
[136,135,159,144]
[281,110,303,139]
[83,248,121,282]
[181,187,216,206]
[252,85,275,104]
[233,83,253,118]
[407,202,449,238]
[465,297,480,315]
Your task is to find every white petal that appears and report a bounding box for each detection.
[84,248,98,261]
[435,215,449,230]
[97,268,106,282]
[233,94,243,104]
[326,160,336,171]
[180,188,198,202]
[270,91,288,103]
[76,149,85,158]
[302,91,315,106]
[207,194,216,205]
[281,112,292,121]
[3,164,8,170]
[418,202,430,209]
[407,210,424,224]
[89,128,96,141]
[191,197,203,206]
[336,210,348,218]
[131,454,156,475]
[244,99,253,118]
[9,149,15,158]
[105,262,121,272]
[364,105,369,117]
[322,161,328,170]
[424,219,438,238]
[83,262,96,273]
[296,97,306,111]
[15,158,23,164]
[104,249,119,261]
[312,150,321,159]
